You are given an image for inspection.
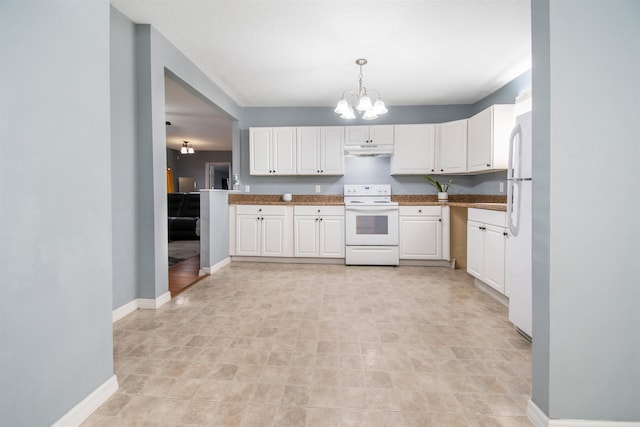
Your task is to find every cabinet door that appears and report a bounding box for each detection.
[437,119,467,173]
[273,127,297,174]
[391,124,436,175]
[250,128,272,175]
[297,127,320,175]
[319,216,345,258]
[320,127,344,175]
[294,216,319,257]
[483,225,506,293]
[369,125,394,145]
[344,126,369,145]
[262,215,286,256]
[466,221,484,278]
[467,107,493,172]
[399,217,441,259]
[236,215,261,256]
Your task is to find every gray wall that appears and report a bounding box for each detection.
[200,190,230,269]
[111,6,139,310]
[109,7,243,306]
[167,148,232,191]
[0,1,115,425]
[533,0,640,421]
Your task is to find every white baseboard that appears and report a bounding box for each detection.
[113,292,172,322]
[138,291,171,309]
[200,256,231,275]
[528,400,640,427]
[528,400,550,427]
[52,375,118,427]
[112,299,138,322]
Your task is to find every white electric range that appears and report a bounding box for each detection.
[343,184,399,266]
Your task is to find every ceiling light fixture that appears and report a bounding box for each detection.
[334,58,388,121]
[180,141,195,154]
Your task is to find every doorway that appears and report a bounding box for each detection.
[205,162,231,189]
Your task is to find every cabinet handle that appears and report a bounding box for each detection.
[258,208,262,212]
[486,164,491,167]
[479,226,485,230]
[441,169,444,172]
[431,169,434,172]
[315,218,319,222]
[418,209,422,213]
[438,218,442,222]
[503,232,509,236]
[320,170,324,173]
[319,218,323,221]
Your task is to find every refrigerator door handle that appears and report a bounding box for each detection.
[507,124,522,236]
[508,123,522,179]
[508,179,521,236]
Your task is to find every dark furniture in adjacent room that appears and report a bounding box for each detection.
[168,192,200,241]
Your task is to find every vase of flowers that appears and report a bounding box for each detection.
[424,175,452,202]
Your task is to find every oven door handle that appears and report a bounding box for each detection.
[345,206,398,213]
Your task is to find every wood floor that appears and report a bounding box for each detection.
[168,255,208,297]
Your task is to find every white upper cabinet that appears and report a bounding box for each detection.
[391,124,436,175]
[467,105,514,172]
[296,127,344,175]
[436,119,467,174]
[250,127,296,175]
[345,125,394,145]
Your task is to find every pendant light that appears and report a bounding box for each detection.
[334,59,388,120]
[181,141,195,154]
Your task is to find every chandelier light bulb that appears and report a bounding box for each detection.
[181,145,188,154]
[373,99,388,115]
[356,95,373,112]
[362,110,378,121]
[341,107,356,120]
[188,146,195,154]
[334,99,349,114]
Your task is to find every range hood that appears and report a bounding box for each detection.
[344,144,394,157]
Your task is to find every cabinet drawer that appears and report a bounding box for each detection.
[236,205,287,216]
[468,208,506,227]
[399,206,441,217]
[294,206,344,216]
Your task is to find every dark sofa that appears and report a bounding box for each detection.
[168,192,200,241]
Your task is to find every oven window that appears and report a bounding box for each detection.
[355,215,389,235]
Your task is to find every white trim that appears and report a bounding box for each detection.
[230,256,345,265]
[52,375,118,427]
[200,256,231,275]
[527,400,640,427]
[138,291,171,309]
[112,293,172,322]
[112,299,138,322]
[528,400,550,427]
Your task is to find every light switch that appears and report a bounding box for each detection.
[315,185,321,193]
[244,185,250,193]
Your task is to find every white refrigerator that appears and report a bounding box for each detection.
[507,102,533,339]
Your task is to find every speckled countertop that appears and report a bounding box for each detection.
[228,194,507,211]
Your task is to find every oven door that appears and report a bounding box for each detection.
[345,205,399,246]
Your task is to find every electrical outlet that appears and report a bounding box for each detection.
[315,185,321,193]
[244,185,250,193]
[499,182,504,193]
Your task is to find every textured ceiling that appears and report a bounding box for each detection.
[119,1,531,151]
[164,76,233,152]
[112,0,531,108]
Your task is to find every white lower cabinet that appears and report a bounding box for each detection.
[234,205,293,257]
[294,206,344,258]
[467,208,508,294]
[399,206,450,260]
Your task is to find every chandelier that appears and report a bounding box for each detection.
[180,141,195,154]
[334,58,388,120]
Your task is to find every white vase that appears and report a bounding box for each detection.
[438,192,448,202]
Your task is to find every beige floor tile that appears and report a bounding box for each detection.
[85,263,532,426]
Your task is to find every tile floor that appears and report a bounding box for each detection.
[83,262,532,427]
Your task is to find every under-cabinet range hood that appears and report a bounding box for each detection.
[344,144,394,157]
